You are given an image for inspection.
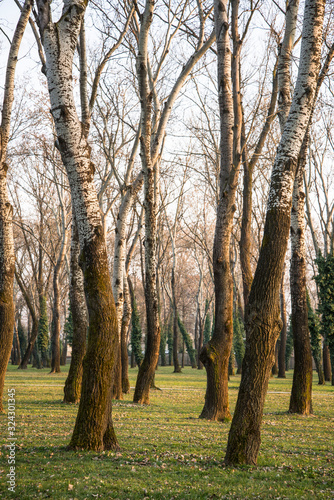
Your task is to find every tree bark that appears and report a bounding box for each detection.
[199,0,238,421]
[0,0,32,412]
[278,269,287,378]
[133,0,161,404]
[225,0,324,465]
[121,278,131,393]
[289,138,313,414]
[36,0,119,450]
[63,218,88,404]
[323,343,331,382]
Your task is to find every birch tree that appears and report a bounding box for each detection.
[0,0,32,411]
[225,0,325,465]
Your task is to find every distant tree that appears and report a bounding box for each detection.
[233,312,245,375]
[17,317,27,359]
[203,306,212,345]
[64,306,74,347]
[37,296,50,368]
[285,318,294,370]
[315,254,334,385]
[177,315,197,369]
[307,291,325,385]
[129,282,143,368]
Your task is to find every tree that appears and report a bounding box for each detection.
[233,311,245,375]
[225,0,325,465]
[37,295,50,368]
[63,220,88,404]
[307,291,325,385]
[35,0,119,451]
[199,0,238,421]
[0,0,32,412]
[315,254,334,385]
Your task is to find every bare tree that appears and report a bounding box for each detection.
[0,0,33,410]
[225,0,325,465]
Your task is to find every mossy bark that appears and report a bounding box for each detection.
[68,234,119,450]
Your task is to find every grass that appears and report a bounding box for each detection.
[1,365,333,499]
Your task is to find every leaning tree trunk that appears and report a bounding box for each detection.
[63,218,88,404]
[289,138,313,414]
[36,0,119,450]
[225,0,324,465]
[0,0,32,412]
[199,0,237,421]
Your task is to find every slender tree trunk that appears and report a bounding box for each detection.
[0,0,32,412]
[50,271,61,373]
[289,139,313,414]
[64,219,88,403]
[121,278,131,394]
[172,269,181,373]
[278,269,287,378]
[225,0,324,465]
[199,0,238,421]
[323,343,331,381]
[133,0,161,404]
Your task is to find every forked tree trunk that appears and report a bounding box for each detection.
[36,0,119,450]
[225,0,324,465]
[0,0,32,412]
[63,219,88,403]
[199,0,237,421]
[289,160,313,414]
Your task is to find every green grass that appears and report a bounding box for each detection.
[1,365,333,499]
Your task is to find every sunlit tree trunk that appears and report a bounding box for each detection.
[0,0,32,412]
[36,0,118,450]
[225,0,325,465]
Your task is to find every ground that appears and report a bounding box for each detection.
[0,365,333,499]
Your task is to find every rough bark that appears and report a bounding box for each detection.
[63,219,88,403]
[36,0,119,450]
[225,0,324,465]
[199,0,237,421]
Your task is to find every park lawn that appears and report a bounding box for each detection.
[1,365,333,499]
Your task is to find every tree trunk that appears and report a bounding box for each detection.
[278,269,287,378]
[323,343,331,381]
[50,271,61,373]
[133,0,161,404]
[199,0,237,421]
[121,278,131,394]
[225,0,324,465]
[36,2,119,450]
[63,219,88,404]
[272,342,279,376]
[172,269,181,373]
[0,0,32,412]
[289,140,313,414]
